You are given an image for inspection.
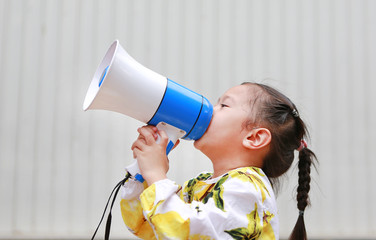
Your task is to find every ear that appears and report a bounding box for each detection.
[243,128,272,150]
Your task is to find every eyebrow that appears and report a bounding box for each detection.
[217,95,234,103]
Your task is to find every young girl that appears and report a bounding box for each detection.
[120,82,317,240]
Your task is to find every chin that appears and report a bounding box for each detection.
[193,135,208,150]
[193,139,201,150]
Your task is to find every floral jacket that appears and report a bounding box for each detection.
[120,167,279,239]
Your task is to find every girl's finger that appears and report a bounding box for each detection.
[138,126,158,143]
[139,128,156,145]
[158,129,169,145]
[132,147,141,159]
[131,138,146,152]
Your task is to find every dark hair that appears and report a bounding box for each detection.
[242,82,317,240]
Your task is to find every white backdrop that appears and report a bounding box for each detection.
[1,0,376,239]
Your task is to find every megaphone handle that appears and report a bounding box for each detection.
[125,122,186,183]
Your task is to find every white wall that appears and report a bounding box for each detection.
[1,0,376,239]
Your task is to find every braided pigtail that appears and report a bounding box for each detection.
[241,82,318,239]
[289,145,317,240]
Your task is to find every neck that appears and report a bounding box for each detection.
[210,153,263,178]
[212,164,242,178]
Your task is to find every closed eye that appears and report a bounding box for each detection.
[220,104,229,108]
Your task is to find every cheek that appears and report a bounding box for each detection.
[193,112,244,149]
[206,114,233,136]
[195,121,224,148]
[193,121,215,150]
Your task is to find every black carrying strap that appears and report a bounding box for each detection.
[91,173,131,240]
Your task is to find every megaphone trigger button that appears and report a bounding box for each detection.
[134,174,145,183]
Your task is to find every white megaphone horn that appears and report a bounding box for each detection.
[83,40,213,182]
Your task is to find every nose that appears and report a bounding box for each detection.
[213,104,220,113]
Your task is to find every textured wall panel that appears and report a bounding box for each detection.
[0,0,375,239]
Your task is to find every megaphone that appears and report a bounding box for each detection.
[83,40,213,182]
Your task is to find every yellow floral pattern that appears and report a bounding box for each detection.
[120,167,278,239]
[224,203,262,239]
[189,234,215,240]
[260,210,276,239]
[120,199,156,239]
[152,211,190,239]
[230,168,271,203]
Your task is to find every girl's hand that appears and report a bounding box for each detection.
[131,125,170,185]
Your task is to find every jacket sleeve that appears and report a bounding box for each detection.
[120,177,156,240]
[139,176,278,240]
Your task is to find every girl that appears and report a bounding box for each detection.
[120,82,317,240]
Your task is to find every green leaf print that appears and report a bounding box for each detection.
[185,178,197,203]
[224,227,250,239]
[213,189,224,211]
[202,174,228,211]
[196,172,212,181]
[202,192,213,204]
[224,203,262,240]
[214,174,229,190]
[184,173,213,203]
